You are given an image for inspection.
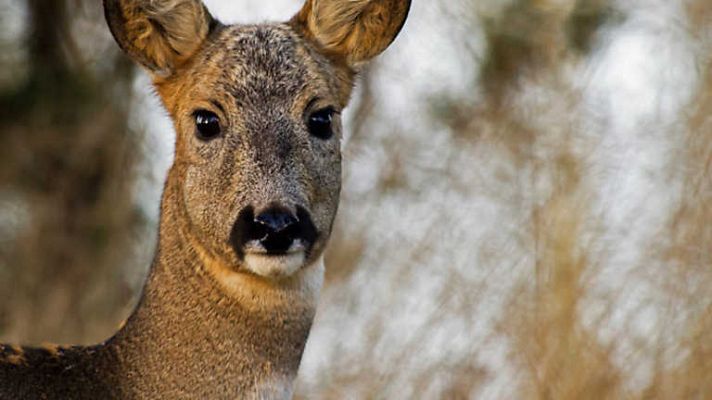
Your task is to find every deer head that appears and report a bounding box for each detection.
[104,0,410,280]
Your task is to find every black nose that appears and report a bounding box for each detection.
[255,208,298,234]
[229,205,318,258]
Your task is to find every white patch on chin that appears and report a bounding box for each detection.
[244,252,306,278]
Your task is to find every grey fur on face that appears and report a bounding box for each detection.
[166,24,344,277]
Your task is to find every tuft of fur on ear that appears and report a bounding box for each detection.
[292,0,411,67]
[104,0,215,76]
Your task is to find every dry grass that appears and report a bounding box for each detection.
[642,37,712,399]
[499,68,712,395]
[504,195,625,400]
[497,2,712,398]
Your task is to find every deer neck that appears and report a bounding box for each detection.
[107,174,324,397]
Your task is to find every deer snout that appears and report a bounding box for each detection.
[252,206,301,254]
[229,204,319,277]
[255,208,298,235]
[229,204,318,258]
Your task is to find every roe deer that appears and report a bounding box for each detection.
[0,0,410,398]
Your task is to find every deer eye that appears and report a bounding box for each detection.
[307,107,336,140]
[194,110,221,140]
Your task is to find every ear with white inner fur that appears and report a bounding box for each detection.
[104,0,216,76]
[292,0,411,67]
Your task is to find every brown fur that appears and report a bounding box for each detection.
[0,0,410,398]
[292,0,412,65]
[104,0,215,74]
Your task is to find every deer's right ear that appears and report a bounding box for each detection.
[104,0,216,76]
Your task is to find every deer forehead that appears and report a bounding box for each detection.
[159,24,344,115]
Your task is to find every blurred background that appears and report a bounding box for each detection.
[0,0,710,398]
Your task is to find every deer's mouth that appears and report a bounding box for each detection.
[229,205,318,277]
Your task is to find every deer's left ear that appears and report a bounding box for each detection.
[291,0,411,67]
